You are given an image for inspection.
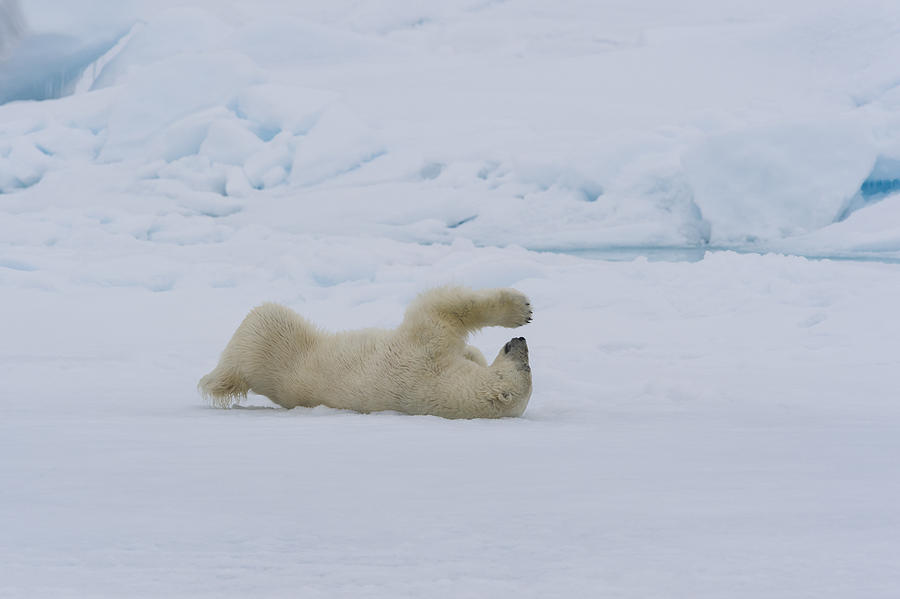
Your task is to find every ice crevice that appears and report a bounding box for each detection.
[836,156,900,222]
[0,24,133,105]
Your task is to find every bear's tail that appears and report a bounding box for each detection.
[198,365,249,408]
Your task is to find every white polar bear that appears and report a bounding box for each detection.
[198,286,534,419]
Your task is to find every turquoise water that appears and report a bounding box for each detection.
[545,246,900,265]
[549,246,707,263]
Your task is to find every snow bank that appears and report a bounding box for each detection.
[100,52,262,161]
[682,120,876,243]
[89,8,234,90]
[3,1,900,255]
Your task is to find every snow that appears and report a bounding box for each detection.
[682,119,876,242]
[3,251,900,597]
[5,1,900,250]
[2,0,900,596]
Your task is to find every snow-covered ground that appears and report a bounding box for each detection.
[2,1,900,597]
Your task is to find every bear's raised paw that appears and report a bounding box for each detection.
[496,289,533,328]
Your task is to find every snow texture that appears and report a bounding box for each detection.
[3,0,900,252]
[2,1,900,597]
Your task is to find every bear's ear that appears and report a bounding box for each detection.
[487,390,511,409]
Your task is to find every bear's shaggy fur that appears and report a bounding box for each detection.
[198,286,534,418]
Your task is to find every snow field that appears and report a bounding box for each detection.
[3,0,900,596]
[3,248,900,597]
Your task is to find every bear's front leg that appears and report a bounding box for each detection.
[472,288,533,329]
[405,286,532,335]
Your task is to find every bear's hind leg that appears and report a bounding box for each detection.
[198,365,249,408]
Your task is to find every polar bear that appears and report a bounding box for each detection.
[198,286,534,419]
